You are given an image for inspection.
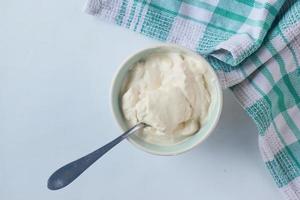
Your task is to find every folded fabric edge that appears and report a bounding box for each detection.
[232,80,300,199]
[83,0,269,71]
[260,137,300,200]
[281,178,300,200]
[84,0,101,15]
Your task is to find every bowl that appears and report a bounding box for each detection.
[110,45,223,155]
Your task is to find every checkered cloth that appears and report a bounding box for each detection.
[85,0,300,199]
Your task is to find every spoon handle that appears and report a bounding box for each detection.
[47,123,145,190]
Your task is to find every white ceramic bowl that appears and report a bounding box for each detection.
[111,45,223,155]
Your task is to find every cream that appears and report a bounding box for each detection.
[121,52,212,145]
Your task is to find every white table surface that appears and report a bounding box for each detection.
[0,1,282,200]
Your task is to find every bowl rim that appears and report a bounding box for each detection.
[110,44,223,156]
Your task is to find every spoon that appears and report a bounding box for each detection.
[47,122,147,190]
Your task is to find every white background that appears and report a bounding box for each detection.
[0,0,282,199]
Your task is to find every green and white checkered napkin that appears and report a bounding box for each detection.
[85,0,300,198]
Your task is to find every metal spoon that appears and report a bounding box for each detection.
[47,122,147,190]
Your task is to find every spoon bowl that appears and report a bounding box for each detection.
[47,122,147,190]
